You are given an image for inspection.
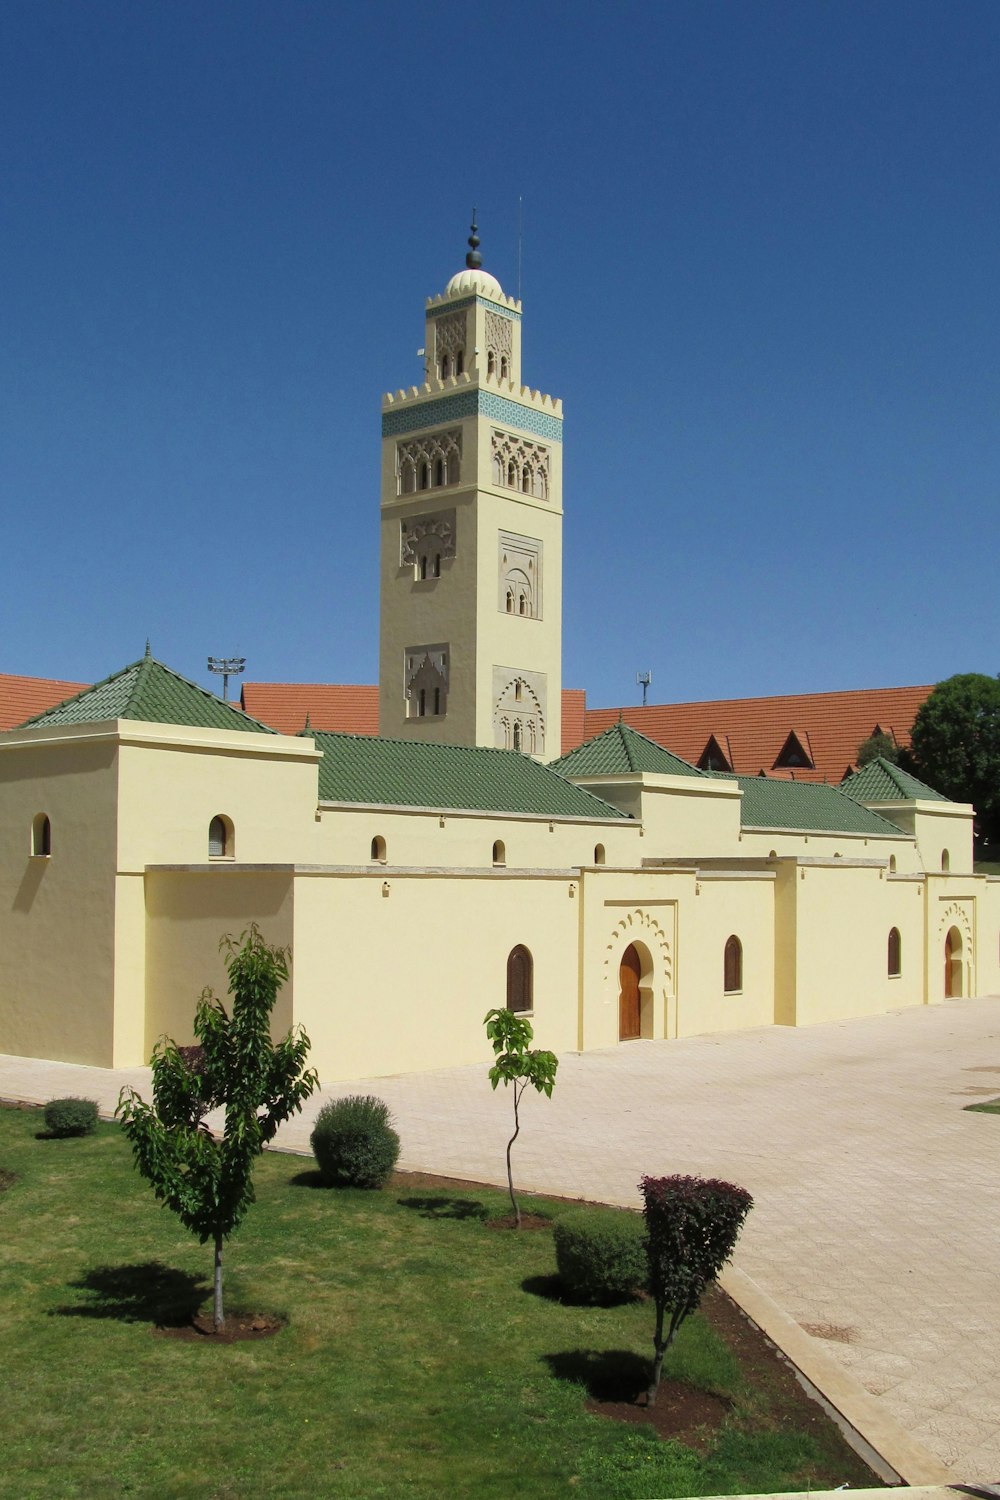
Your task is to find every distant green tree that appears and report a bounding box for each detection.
[856,731,899,767]
[484,1008,558,1228]
[117,926,319,1330]
[905,673,1000,845]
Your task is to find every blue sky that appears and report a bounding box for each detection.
[3,0,998,708]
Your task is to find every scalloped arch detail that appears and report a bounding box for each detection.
[603,909,672,991]
[938,901,972,945]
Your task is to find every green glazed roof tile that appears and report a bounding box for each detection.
[707,772,908,835]
[839,757,949,803]
[307,731,628,819]
[552,721,703,778]
[15,652,274,734]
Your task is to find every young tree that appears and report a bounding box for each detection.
[484,1008,558,1228]
[639,1173,753,1406]
[117,926,319,1330]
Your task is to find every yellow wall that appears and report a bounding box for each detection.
[0,729,120,1064]
[144,867,295,1057]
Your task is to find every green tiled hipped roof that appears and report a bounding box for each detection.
[15,653,274,734]
[308,731,628,819]
[552,722,703,778]
[708,772,908,835]
[839,756,949,803]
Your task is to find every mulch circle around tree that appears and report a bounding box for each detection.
[157,1312,285,1344]
[586,1379,731,1447]
[0,1168,15,1192]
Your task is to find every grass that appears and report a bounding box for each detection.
[0,1104,876,1499]
[964,1097,1000,1113]
[974,860,1000,876]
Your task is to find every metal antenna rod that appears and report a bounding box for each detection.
[207,655,246,703]
[636,670,652,707]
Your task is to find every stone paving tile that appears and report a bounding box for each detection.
[3,993,1000,1480]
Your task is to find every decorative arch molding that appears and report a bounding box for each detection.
[938,900,973,948]
[602,908,673,997]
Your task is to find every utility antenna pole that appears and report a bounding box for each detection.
[636,670,652,707]
[207,655,246,702]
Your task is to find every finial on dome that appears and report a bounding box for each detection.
[465,210,482,270]
[144,639,151,659]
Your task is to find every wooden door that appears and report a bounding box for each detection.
[619,945,642,1040]
[944,929,953,997]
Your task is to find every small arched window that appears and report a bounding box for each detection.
[492,840,506,867]
[419,462,429,490]
[507,460,517,487]
[506,944,532,1014]
[500,355,509,380]
[434,459,444,486]
[513,722,522,751]
[418,689,426,717]
[419,555,428,580]
[888,927,901,977]
[518,594,527,616]
[487,351,496,376]
[522,466,531,493]
[724,935,743,994]
[594,844,606,865]
[433,554,441,578]
[209,815,233,859]
[941,849,950,872]
[441,354,450,378]
[888,854,897,873]
[371,835,386,863]
[31,813,51,857]
[506,590,514,613]
[455,350,464,376]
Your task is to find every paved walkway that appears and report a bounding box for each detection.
[4,995,1000,1482]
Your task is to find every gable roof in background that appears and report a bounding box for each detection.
[577,685,933,783]
[840,756,950,803]
[553,721,704,779]
[0,673,89,731]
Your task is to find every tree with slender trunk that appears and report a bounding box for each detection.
[640,1174,752,1406]
[484,1008,558,1228]
[117,926,319,1330]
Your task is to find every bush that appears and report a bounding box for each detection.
[553,1207,647,1302]
[310,1095,400,1188]
[44,1097,98,1137]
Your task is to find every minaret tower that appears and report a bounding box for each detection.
[378,219,563,760]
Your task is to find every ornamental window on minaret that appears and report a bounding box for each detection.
[378,219,563,760]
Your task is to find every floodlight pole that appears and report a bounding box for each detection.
[207,656,246,702]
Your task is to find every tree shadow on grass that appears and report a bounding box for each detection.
[542,1348,651,1402]
[52,1262,208,1327]
[397,1194,487,1221]
[523,1273,641,1307]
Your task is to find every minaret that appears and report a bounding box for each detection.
[378,219,563,760]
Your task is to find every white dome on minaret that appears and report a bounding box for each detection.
[444,265,504,299]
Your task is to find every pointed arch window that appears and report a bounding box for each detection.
[724,935,743,993]
[888,927,901,977]
[506,945,532,1014]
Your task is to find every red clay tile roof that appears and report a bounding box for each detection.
[581,685,933,784]
[0,673,89,731]
[241,683,380,736]
[560,688,588,753]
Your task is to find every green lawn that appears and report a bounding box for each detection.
[974,860,1000,876]
[0,1105,876,1499]
[964,1098,1000,1113]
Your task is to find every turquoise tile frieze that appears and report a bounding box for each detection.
[426,295,521,323]
[382,390,562,442]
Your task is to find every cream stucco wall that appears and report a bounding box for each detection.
[0,728,120,1065]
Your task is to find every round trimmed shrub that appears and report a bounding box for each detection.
[44,1097,98,1138]
[310,1095,400,1188]
[553,1207,647,1303]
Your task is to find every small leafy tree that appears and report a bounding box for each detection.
[117,926,319,1330]
[904,672,1000,847]
[484,1008,558,1228]
[856,731,899,767]
[640,1173,753,1405]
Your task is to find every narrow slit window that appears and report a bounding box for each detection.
[724,935,743,993]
